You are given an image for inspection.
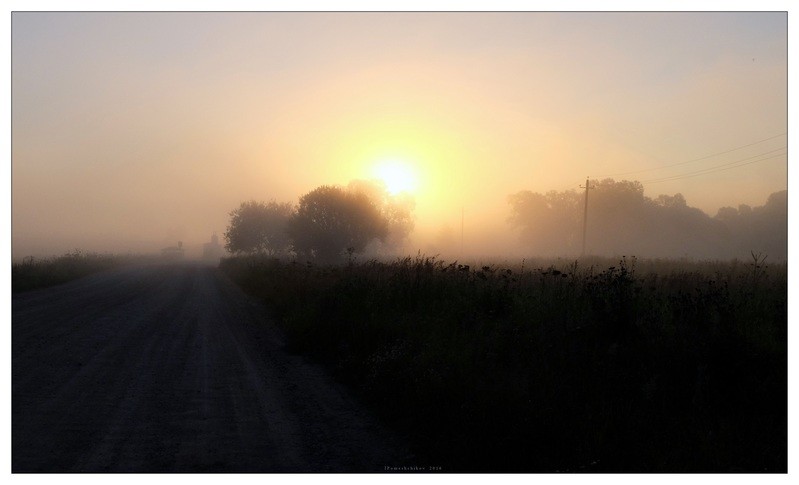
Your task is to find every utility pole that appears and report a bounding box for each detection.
[580,177,594,257]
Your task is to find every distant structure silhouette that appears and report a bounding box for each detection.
[161,241,185,260]
[203,233,223,261]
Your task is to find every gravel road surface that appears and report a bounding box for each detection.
[12,263,411,472]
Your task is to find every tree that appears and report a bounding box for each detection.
[509,179,730,259]
[287,185,389,263]
[347,179,415,251]
[507,189,581,255]
[713,190,787,260]
[654,193,687,209]
[224,200,294,255]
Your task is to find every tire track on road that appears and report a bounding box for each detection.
[13,263,412,472]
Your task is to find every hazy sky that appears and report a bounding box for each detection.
[11,12,787,257]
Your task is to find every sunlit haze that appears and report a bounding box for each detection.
[11,11,787,259]
[372,159,419,195]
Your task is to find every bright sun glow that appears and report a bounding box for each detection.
[372,159,419,195]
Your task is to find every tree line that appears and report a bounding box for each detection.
[226,177,785,263]
[224,180,414,264]
[508,179,787,260]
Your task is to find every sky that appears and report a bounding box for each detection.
[11,11,788,258]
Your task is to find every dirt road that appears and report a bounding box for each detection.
[12,263,411,472]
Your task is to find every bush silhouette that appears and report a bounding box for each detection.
[224,200,293,256]
[287,185,389,263]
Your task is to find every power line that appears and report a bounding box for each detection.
[640,148,786,183]
[640,151,786,184]
[639,146,786,181]
[555,183,582,192]
[641,153,785,184]
[596,132,787,177]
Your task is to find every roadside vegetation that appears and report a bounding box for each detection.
[12,250,145,293]
[221,253,787,472]
[224,180,414,264]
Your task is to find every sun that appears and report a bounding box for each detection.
[372,159,419,195]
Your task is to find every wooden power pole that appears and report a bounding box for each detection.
[580,177,594,256]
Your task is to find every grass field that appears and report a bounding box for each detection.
[11,251,148,293]
[221,253,787,472]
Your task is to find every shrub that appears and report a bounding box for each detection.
[221,254,787,472]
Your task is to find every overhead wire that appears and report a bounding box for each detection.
[595,132,787,177]
[639,151,786,184]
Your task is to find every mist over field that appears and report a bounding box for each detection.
[11,12,786,262]
[10,10,790,473]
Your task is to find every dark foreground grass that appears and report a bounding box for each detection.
[220,254,787,472]
[12,251,146,293]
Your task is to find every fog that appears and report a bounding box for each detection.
[11,12,787,262]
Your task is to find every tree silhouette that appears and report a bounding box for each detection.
[507,189,581,253]
[347,179,416,251]
[224,200,294,255]
[714,190,786,259]
[508,179,786,260]
[287,185,389,263]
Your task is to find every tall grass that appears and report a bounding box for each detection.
[12,250,144,293]
[221,254,786,472]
